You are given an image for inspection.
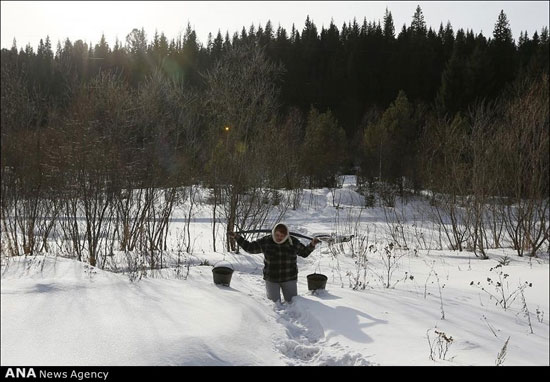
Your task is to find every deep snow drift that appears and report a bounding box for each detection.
[1,179,549,366]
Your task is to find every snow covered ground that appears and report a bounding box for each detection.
[1,178,549,366]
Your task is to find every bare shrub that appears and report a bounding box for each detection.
[470,263,533,311]
[202,43,284,251]
[427,328,454,361]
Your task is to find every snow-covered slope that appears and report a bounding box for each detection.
[1,255,282,366]
[1,181,549,366]
[1,255,374,366]
[2,250,548,366]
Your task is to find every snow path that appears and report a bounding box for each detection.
[1,256,376,366]
[236,272,375,365]
[272,298,374,366]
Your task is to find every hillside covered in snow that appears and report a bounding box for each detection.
[1,180,548,366]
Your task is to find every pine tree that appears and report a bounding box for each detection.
[539,27,549,74]
[541,27,549,44]
[10,38,18,54]
[303,15,318,42]
[493,10,513,44]
[94,33,110,58]
[466,34,492,104]
[383,8,395,39]
[488,10,517,97]
[92,33,110,74]
[125,28,147,55]
[437,29,468,115]
[441,21,455,60]
[263,20,274,45]
[411,5,427,37]
[211,30,224,62]
[223,31,231,50]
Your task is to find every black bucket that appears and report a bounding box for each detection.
[212,266,234,287]
[307,273,328,291]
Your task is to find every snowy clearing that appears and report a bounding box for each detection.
[1,181,549,366]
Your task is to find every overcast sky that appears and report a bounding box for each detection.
[1,1,548,50]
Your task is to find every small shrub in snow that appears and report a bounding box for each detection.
[470,264,533,311]
[423,260,446,319]
[426,328,454,361]
[347,236,371,290]
[377,242,407,289]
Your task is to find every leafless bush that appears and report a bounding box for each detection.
[202,43,284,251]
[461,102,502,259]
[421,75,549,257]
[367,242,408,289]
[178,185,200,254]
[125,250,148,282]
[115,188,148,252]
[487,200,505,249]
[1,127,65,258]
[421,113,473,252]
[497,76,549,257]
[470,264,533,311]
[1,168,23,257]
[431,194,473,252]
[382,204,409,249]
[423,260,446,319]
[56,196,85,261]
[330,209,372,290]
[223,185,290,252]
[172,226,191,280]
[427,328,454,361]
[46,72,135,267]
[141,187,177,268]
[289,188,304,211]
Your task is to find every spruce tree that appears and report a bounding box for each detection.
[493,10,513,44]
[489,10,517,97]
[437,29,468,115]
[411,5,427,37]
[383,7,395,40]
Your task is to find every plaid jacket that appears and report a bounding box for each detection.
[236,235,314,283]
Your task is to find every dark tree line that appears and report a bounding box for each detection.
[0,8,548,184]
[2,8,548,131]
[1,7,548,185]
[1,6,548,261]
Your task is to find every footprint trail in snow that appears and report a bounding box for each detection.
[271,297,375,366]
